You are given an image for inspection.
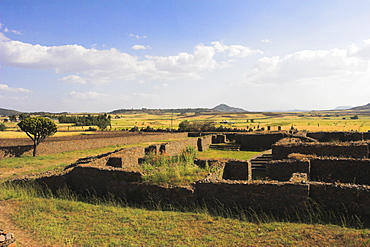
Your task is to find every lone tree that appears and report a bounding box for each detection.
[17,117,57,157]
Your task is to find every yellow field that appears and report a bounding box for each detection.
[2,110,370,138]
[109,111,370,132]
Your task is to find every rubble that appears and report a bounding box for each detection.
[0,230,16,247]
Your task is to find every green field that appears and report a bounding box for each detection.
[2,110,370,139]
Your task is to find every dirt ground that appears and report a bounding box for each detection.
[0,201,39,246]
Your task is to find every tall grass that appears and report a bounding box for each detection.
[141,146,212,186]
[1,182,369,246]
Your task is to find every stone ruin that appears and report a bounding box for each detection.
[8,131,370,226]
[0,230,15,247]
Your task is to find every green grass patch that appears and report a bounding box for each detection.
[1,183,369,246]
[141,146,212,186]
[198,149,261,160]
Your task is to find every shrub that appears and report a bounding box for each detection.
[141,146,211,186]
[0,123,6,131]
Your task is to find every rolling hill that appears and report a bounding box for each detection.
[0,108,22,116]
[212,104,247,113]
[350,103,370,110]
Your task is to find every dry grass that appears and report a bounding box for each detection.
[0,184,369,247]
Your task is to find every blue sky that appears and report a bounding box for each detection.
[1,0,370,113]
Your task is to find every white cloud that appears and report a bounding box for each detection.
[4,27,22,35]
[134,92,154,98]
[59,75,87,84]
[261,39,272,43]
[131,45,151,50]
[129,34,147,39]
[153,83,168,89]
[0,33,9,41]
[0,84,32,93]
[68,91,107,100]
[0,37,261,83]
[146,44,218,78]
[244,40,370,86]
[211,41,263,57]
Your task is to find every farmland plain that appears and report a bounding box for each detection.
[2,110,370,137]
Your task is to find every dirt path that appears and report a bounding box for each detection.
[0,201,40,246]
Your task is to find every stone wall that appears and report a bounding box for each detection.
[34,167,194,206]
[21,163,370,223]
[266,157,370,185]
[310,158,370,185]
[66,146,145,169]
[235,133,286,151]
[194,180,310,217]
[159,135,213,155]
[306,132,368,142]
[272,141,369,160]
[212,135,226,144]
[222,160,251,181]
[310,182,370,221]
[266,159,310,181]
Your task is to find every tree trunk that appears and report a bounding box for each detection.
[33,142,37,157]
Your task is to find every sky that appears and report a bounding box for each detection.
[1,0,370,113]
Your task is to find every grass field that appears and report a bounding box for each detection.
[1,183,369,246]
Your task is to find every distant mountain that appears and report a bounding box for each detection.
[212,104,247,113]
[350,103,370,110]
[0,108,22,116]
[333,106,352,110]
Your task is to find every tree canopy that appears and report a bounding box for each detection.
[178,120,216,132]
[17,117,57,156]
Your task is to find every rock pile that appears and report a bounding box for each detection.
[0,230,15,247]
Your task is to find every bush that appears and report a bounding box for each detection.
[141,146,211,186]
[0,123,6,131]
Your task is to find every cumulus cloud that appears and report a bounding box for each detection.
[0,35,261,83]
[131,45,151,50]
[59,75,87,84]
[0,33,9,41]
[129,34,147,39]
[68,91,107,100]
[244,40,370,86]
[0,83,32,93]
[146,44,218,78]
[261,39,272,43]
[211,41,263,57]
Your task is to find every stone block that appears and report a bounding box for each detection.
[222,160,251,181]
[106,157,123,168]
